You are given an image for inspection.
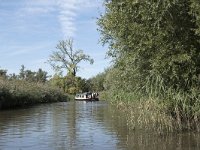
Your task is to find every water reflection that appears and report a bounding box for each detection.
[0,101,199,150]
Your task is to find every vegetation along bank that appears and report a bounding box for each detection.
[95,0,200,132]
[0,68,69,110]
[0,38,95,110]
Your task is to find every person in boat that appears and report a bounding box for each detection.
[92,92,98,99]
[91,92,94,99]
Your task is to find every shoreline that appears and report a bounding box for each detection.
[0,79,70,110]
[100,91,200,133]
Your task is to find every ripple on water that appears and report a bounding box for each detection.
[0,101,199,150]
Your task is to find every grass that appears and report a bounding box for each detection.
[101,88,200,133]
[0,78,70,110]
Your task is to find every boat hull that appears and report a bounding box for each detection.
[75,98,99,101]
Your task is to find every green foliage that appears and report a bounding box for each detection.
[24,68,48,83]
[0,69,7,79]
[49,74,66,92]
[48,38,94,76]
[19,65,25,80]
[88,72,106,92]
[49,74,89,94]
[0,78,69,110]
[75,77,89,93]
[35,68,48,83]
[98,0,200,131]
[18,65,48,83]
[47,38,95,94]
[191,0,200,35]
[98,0,200,92]
[0,66,66,109]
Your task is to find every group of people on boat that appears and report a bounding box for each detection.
[90,92,99,99]
[84,92,98,99]
[75,92,99,101]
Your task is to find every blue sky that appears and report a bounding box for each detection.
[0,0,109,79]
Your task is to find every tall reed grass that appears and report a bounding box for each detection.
[0,78,69,109]
[101,80,200,132]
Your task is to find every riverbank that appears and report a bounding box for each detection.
[100,90,200,133]
[0,79,70,110]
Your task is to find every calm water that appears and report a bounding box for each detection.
[0,101,199,150]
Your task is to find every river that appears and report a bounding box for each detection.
[0,101,199,150]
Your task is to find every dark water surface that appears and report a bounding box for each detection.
[0,101,199,150]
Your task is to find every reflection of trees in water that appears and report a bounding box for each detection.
[49,102,77,149]
[125,131,200,150]
[92,103,200,150]
[53,101,200,150]
[93,103,129,149]
[0,105,49,136]
[0,102,199,150]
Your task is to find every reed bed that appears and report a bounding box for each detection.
[101,88,200,133]
[0,79,69,109]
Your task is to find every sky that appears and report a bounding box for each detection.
[0,0,109,79]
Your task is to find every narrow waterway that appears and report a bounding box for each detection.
[0,101,199,150]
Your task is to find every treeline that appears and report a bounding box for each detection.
[50,73,90,94]
[0,65,48,82]
[0,65,93,94]
[0,63,102,110]
[46,38,95,94]
[0,66,70,109]
[94,0,200,132]
[49,73,105,94]
[0,38,97,110]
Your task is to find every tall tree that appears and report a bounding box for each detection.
[19,65,48,83]
[35,68,48,83]
[24,70,36,82]
[98,0,200,92]
[48,38,94,76]
[88,72,105,91]
[0,69,7,79]
[19,65,25,80]
[191,0,200,35]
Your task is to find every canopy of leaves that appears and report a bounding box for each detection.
[17,65,48,83]
[98,0,200,92]
[88,72,106,92]
[49,74,89,94]
[48,38,94,76]
[0,66,48,83]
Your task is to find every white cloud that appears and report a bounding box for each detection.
[56,0,100,38]
[0,0,106,78]
[11,0,101,38]
[56,0,78,38]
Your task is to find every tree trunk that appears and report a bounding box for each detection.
[73,69,76,77]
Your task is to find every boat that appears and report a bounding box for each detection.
[75,92,99,101]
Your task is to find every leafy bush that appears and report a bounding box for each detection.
[0,79,69,109]
[97,0,200,132]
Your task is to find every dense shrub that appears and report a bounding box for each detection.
[97,0,200,132]
[0,79,69,109]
